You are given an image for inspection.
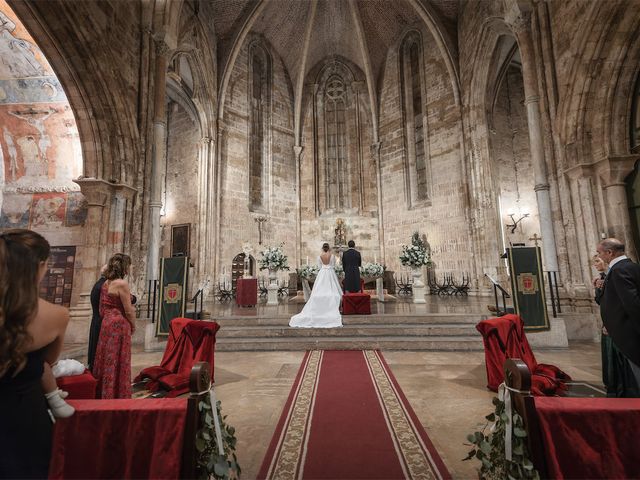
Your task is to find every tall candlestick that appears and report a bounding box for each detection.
[374,254,377,264]
[306,256,309,265]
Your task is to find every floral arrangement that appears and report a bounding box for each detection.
[297,264,319,280]
[333,264,345,278]
[464,396,539,479]
[259,244,290,271]
[399,232,432,268]
[195,395,240,479]
[360,262,385,278]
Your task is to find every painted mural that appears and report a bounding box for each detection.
[0,0,82,195]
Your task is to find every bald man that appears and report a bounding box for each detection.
[596,238,640,396]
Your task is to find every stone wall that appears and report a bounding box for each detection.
[218,36,297,275]
[378,24,472,281]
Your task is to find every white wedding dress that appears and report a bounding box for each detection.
[290,255,343,328]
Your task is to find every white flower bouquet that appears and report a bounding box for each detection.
[360,262,385,278]
[399,232,432,268]
[259,244,290,271]
[333,264,345,278]
[297,264,319,280]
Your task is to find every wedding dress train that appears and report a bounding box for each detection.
[290,256,342,328]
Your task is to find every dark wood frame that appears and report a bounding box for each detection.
[171,223,191,257]
[181,362,211,479]
[504,359,548,477]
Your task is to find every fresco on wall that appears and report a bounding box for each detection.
[65,191,87,226]
[30,192,66,228]
[0,9,47,79]
[0,192,30,227]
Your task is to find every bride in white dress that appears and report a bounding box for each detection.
[290,243,343,328]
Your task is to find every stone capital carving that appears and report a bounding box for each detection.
[154,38,172,58]
[503,0,533,34]
[563,163,594,180]
[112,182,138,201]
[293,145,304,159]
[73,177,113,207]
[370,142,382,157]
[595,155,640,187]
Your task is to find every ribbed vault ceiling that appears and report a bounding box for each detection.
[209,0,459,87]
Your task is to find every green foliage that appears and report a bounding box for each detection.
[195,396,241,480]
[463,396,539,480]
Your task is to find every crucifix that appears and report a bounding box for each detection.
[529,233,542,246]
[254,216,268,245]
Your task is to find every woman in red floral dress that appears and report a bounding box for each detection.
[92,254,136,399]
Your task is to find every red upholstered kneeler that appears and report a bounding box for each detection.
[236,277,258,307]
[56,371,97,399]
[342,293,371,315]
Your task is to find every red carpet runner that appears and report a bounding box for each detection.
[258,350,451,480]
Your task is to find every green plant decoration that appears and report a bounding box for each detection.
[195,394,241,480]
[464,396,539,480]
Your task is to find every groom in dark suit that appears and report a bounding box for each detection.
[342,240,361,293]
[597,238,640,396]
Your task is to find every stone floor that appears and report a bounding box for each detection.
[125,341,602,479]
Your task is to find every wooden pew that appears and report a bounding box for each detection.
[50,362,212,479]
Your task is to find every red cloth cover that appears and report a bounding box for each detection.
[476,314,570,395]
[534,397,640,479]
[135,318,220,396]
[49,398,188,479]
[56,371,97,399]
[236,278,258,307]
[342,293,371,315]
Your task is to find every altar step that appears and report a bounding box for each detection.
[213,313,486,351]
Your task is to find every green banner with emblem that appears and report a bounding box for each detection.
[156,257,189,336]
[507,247,549,331]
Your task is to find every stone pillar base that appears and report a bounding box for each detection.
[526,317,569,348]
[65,292,92,345]
[144,321,167,352]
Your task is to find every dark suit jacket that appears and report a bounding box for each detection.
[87,276,106,369]
[599,258,640,366]
[342,248,361,293]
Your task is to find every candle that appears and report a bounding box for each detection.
[374,254,377,264]
[306,256,309,265]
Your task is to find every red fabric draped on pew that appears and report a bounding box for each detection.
[56,371,97,399]
[135,318,220,396]
[49,398,187,479]
[476,314,570,395]
[534,397,640,479]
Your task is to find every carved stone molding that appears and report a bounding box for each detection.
[595,155,640,187]
[73,177,113,207]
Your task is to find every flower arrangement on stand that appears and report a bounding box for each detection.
[360,262,385,279]
[399,232,431,303]
[259,244,289,305]
[296,264,319,281]
[333,264,345,279]
[258,244,290,272]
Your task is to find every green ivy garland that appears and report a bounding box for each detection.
[464,396,539,480]
[195,395,241,480]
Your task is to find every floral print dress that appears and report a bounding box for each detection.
[92,282,132,399]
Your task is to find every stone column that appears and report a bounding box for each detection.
[213,121,227,282]
[371,142,385,264]
[69,177,113,343]
[294,145,303,266]
[595,155,640,258]
[197,136,215,283]
[513,16,559,272]
[146,39,171,283]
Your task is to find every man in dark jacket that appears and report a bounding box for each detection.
[597,238,640,397]
[342,240,361,293]
[87,265,107,370]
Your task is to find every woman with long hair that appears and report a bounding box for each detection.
[290,243,342,328]
[92,253,135,398]
[0,229,70,478]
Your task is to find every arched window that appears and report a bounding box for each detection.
[324,75,350,210]
[400,32,431,207]
[248,43,271,212]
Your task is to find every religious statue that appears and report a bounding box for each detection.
[334,218,346,246]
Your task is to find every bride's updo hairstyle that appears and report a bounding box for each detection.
[322,243,330,252]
